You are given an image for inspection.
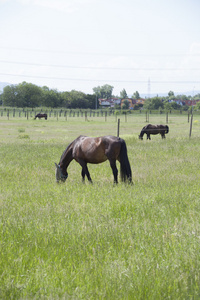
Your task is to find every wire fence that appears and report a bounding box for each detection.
[1,107,199,121]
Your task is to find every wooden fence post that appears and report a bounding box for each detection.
[117,119,120,137]
[125,112,127,122]
[146,111,149,122]
[189,113,193,138]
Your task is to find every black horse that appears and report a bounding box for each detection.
[34,113,47,120]
[139,124,169,140]
[55,135,132,184]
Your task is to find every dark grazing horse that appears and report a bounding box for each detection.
[34,113,47,120]
[139,124,169,140]
[55,135,132,184]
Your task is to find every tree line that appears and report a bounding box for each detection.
[0,82,97,109]
[1,82,200,111]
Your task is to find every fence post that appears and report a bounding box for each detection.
[189,113,193,138]
[166,112,168,124]
[117,119,120,137]
[125,112,127,122]
[146,111,149,122]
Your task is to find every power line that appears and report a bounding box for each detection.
[0,60,200,71]
[1,46,200,57]
[0,72,199,84]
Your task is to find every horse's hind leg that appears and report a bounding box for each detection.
[109,160,118,184]
[85,166,92,183]
[81,168,86,183]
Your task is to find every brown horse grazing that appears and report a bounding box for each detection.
[34,113,47,120]
[55,135,132,184]
[139,124,169,140]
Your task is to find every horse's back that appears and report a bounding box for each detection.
[73,135,122,163]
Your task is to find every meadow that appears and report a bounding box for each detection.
[0,111,200,299]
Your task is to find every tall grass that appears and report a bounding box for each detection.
[0,114,200,299]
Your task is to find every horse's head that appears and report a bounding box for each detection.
[165,125,169,134]
[138,135,143,140]
[55,163,68,183]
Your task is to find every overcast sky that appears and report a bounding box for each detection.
[0,0,200,96]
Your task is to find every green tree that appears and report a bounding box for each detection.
[133,91,140,99]
[120,88,128,99]
[195,101,200,110]
[46,89,61,107]
[86,94,97,109]
[176,94,190,101]
[122,99,129,110]
[17,82,42,107]
[66,90,89,109]
[60,91,70,108]
[168,91,175,97]
[3,85,19,107]
[168,91,175,101]
[143,97,164,110]
[164,101,181,110]
[93,84,113,99]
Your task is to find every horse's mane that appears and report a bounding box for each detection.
[59,141,74,164]
[59,136,86,164]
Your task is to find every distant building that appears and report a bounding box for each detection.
[99,98,121,108]
[121,98,136,109]
[183,99,200,106]
[121,98,145,109]
[167,99,200,106]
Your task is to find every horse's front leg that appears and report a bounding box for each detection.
[109,160,118,184]
[161,133,165,139]
[78,160,92,183]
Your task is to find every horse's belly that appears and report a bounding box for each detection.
[84,150,107,164]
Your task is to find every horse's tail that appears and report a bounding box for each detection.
[119,139,132,183]
[165,125,169,134]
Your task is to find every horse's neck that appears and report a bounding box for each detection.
[59,143,73,170]
[140,130,145,137]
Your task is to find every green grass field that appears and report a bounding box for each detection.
[1,112,200,299]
